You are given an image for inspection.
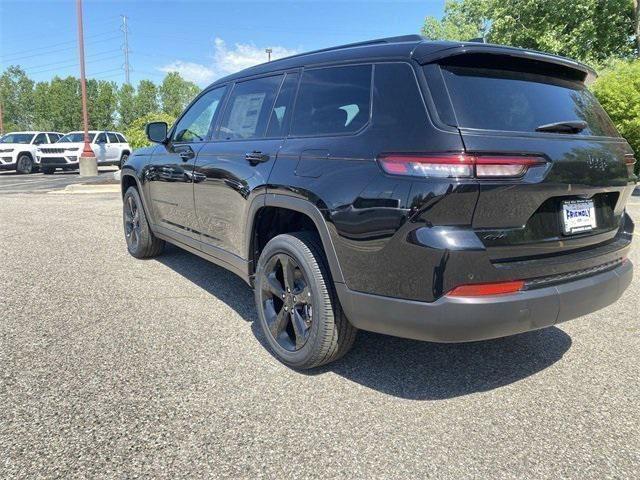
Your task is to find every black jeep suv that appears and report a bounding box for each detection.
[121,35,636,369]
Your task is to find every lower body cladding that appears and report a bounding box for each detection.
[39,157,79,169]
[336,259,633,343]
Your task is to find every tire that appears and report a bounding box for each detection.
[42,167,55,175]
[254,232,357,369]
[16,154,33,174]
[119,152,129,169]
[123,186,165,258]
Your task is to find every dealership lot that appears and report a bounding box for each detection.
[0,167,118,193]
[1,178,639,479]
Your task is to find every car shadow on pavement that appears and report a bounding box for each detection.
[157,246,572,401]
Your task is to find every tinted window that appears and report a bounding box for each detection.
[439,66,619,137]
[107,132,119,143]
[95,132,107,143]
[173,86,226,142]
[291,65,372,136]
[48,133,60,142]
[116,133,126,143]
[33,133,48,144]
[59,133,95,143]
[0,133,34,144]
[218,75,283,140]
[266,73,298,137]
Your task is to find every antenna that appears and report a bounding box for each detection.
[121,15,130,84]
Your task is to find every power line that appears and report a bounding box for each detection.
[1,29,118,57]
[27,54,122,75]
[19,49,121,71]
[0,36,121,63]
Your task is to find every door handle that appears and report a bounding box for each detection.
[245,151,270,165]
[179,150,195,161]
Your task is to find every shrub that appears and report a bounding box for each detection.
[124,112,175,150]
[592,60,640,174]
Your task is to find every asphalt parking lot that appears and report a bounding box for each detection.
[1,176,639,479]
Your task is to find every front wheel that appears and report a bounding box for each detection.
[16,154,34,174]
[119,153,129,169]
[254,232,357,369]
[123,186,165,258]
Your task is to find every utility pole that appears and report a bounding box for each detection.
[121,15,130,84]
[0,102,4,136]
[265,48,272,62]
[634,0,639,57]
[76,0,97,176]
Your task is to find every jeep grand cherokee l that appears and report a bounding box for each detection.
[120,36,636,369]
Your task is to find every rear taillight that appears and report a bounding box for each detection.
[447,280,525,297]
[624,155,636,175]
[378,153,546,179]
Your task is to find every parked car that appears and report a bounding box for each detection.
[0,131,63,174]
[37,130,131,174]
[120,35,636,369]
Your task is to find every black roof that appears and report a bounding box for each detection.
[209,35,595,88]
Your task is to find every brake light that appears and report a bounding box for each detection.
[378,153,546,179]
[447,280,525,297]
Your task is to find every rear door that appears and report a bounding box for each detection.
[193,72,294,257]
[107,132,121,163]
[423,55,636,260]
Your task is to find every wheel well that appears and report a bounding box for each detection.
[250,207,320,273]
[121,150,130,157]
[18,151,33,160]
[121,174,138,198]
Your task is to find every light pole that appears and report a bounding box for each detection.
[76,0,97,176]
[265,48,272,62]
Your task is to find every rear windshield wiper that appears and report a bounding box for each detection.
[535,120,588,134]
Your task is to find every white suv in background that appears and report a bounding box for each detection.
[37,130,131,174]
[0,131,64,174]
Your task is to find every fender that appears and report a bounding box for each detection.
[120,170,154,227]
[245,193,345,284]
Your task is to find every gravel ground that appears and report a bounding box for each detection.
[1,190,639,479]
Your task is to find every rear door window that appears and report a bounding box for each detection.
[291,65,372,136]
[437,65,619,137]
[116,133,126,143]
[107,132,119,143]
[218,75,283,140]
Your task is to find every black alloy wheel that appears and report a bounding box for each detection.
[124,193,141,251]
[261,253,314,351]
[255,232,357,369]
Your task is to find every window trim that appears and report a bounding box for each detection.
[264,71,301,140]
[286,62,374,140]
[213,72,287,143]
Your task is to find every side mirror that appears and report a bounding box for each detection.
[146,122,168,143]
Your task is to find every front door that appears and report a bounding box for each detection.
[148,86,228,241]
[93,132,108,163]
[194,72,298,258]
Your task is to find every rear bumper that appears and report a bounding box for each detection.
[337,260,633,343]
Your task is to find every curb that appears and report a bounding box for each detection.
[49,184,121,194]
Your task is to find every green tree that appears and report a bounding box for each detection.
[159,72,199,117]
[124,112,175,150]
[87,80,118,130]
[592,59,640,174]
[134,80,159,118]
[118,83,136,130]
[0,66,35,130]
[47,76,81,133]
[422,0,636,64]
[33,81,53,131]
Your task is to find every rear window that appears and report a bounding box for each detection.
[291,65,372,136]
[437,65,619,137]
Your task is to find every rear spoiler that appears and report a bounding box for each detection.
[411,41,597,84]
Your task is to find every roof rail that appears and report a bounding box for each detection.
[268,34,424,64]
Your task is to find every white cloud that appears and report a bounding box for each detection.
[158,38,298,85]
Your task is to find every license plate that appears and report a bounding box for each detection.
[561,199,596,235]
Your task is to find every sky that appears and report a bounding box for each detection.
[0,0,444,87]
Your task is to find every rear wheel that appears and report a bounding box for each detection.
[16,154,33,174]
[255,232,357,369]
[123,186,165,258]
[41,167,55,175]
